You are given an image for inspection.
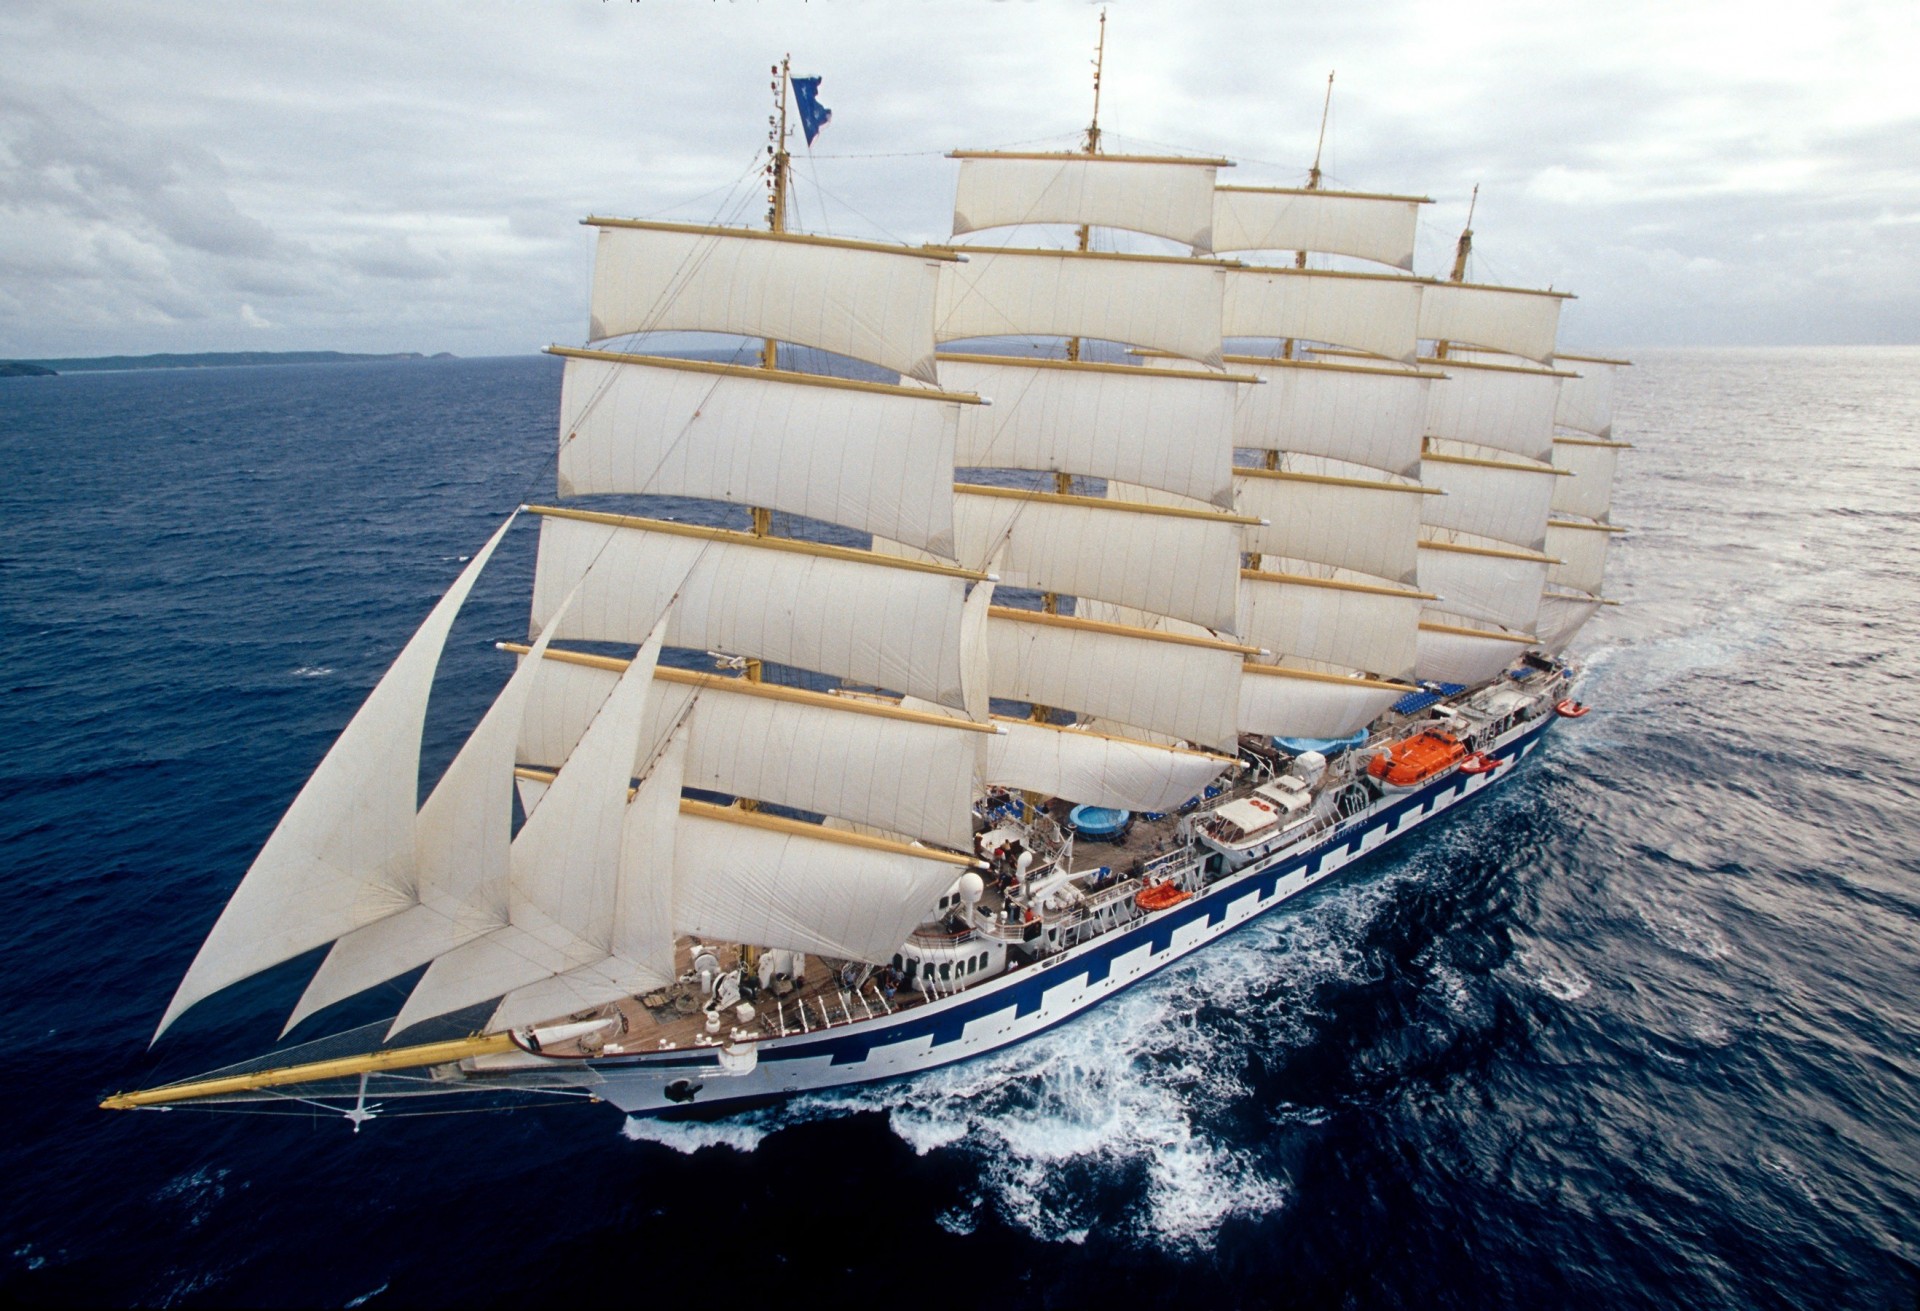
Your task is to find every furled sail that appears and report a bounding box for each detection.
[672,803,974,964]
[984,717,1234,814]
[1238,664,1409,739]
[983,607,1248,751]
[1416,280,1569,364]
[154,514,519,1041]
[529,507,978,710]
[1225,354,1435,478]
[934,246,1229,367]
[552,347,973,556]
[1421,356,1567,463]
[945,485,1249,633]
[1238,569,1425,682]
[1211,185,1427,269]
[939,353,1242,507]
[512,648,987,851]
[1222,266,1425,364]
[949,151,1228,251]
[586,219,957,384]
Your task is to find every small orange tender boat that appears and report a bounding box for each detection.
[1366,730,1466,788]
[1555,699,1591,718]
[1458,752,1503,775]
[1135,881,1193,912]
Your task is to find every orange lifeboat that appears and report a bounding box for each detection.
[1366,730,1466,788]
[1136,881,1193,912]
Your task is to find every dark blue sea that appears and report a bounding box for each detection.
[2,350,1916,1308]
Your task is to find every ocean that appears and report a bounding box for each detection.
[1,349,1915,1308]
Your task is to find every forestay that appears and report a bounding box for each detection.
[984,717,1233,814]
[1222,267,1424,364]
[941,354,1240,507]
[1417,281,1567,364]
[950,152,1225,251]
[935,247,1227,367]
[529,509,974,710]
[554,349,967,556]
[587,220,952,384]
[1211,186,1425,269]
[984,609,1245,751]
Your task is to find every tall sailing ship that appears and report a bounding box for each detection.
[102,41,1632,1125]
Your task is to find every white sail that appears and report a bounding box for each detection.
[529,508,974,710]
[586,219,952,384]
[390,619,670,1036]
[1417,281,1567,364]
[1238,664,1408,739]
[283,591,575,1034]
[1545,520,1617,596]
[949,487,1245,633]
[1221,266,1424,364]
[950,152,1225,251]
[1550,438,1625,523]
[672,804,969,964]
[1239,571,1423,682]
[487,723,688,1032]
[1230,468,1428,585]
[940,354,1240,507]
[1228,355,1432,478]
[1212,186,1425,269]
[515,652,983,851]
[1414,619,1535,685]
[1416,536,1552,634]
[985,608,1245,751]
[935,246,1227,367]
[554,349,968,556]
[984,717,1233,813]
[1534,591,1604,655]
[1553,353,1630,437]
[1423,357,1565,462]
[154,515,518,1040]
[1420,447,1560,552]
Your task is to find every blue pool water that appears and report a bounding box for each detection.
[1,349,1916,1307]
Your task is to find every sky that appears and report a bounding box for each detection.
[1,0,1915,359]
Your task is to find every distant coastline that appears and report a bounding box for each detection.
[0,350,458,377]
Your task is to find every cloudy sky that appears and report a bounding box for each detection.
[2,0,1914,359]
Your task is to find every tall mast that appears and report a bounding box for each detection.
[746,58,796,685]
[1437,183,1478,360]
[1295,70,1333,269]
[1063,9,1106,372]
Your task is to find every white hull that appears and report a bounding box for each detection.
[492,711,1558,1117]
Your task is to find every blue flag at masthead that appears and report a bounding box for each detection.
[792,76,831,146]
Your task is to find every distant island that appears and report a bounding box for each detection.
[0,350,458,377]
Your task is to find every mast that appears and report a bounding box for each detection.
[1051,9,1106,609]
[1434,183,1477,362]
[744,56,794,690]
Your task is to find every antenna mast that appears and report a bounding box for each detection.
[1065,9,1106,370]
[1449,183,1478,284]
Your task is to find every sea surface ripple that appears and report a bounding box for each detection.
[0,349,1915,1308]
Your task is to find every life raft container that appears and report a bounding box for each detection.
[1135,881,1193,912]
[1555,699,1591,718]
[1458,752,1502,775]
[1366,730,1466,788]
